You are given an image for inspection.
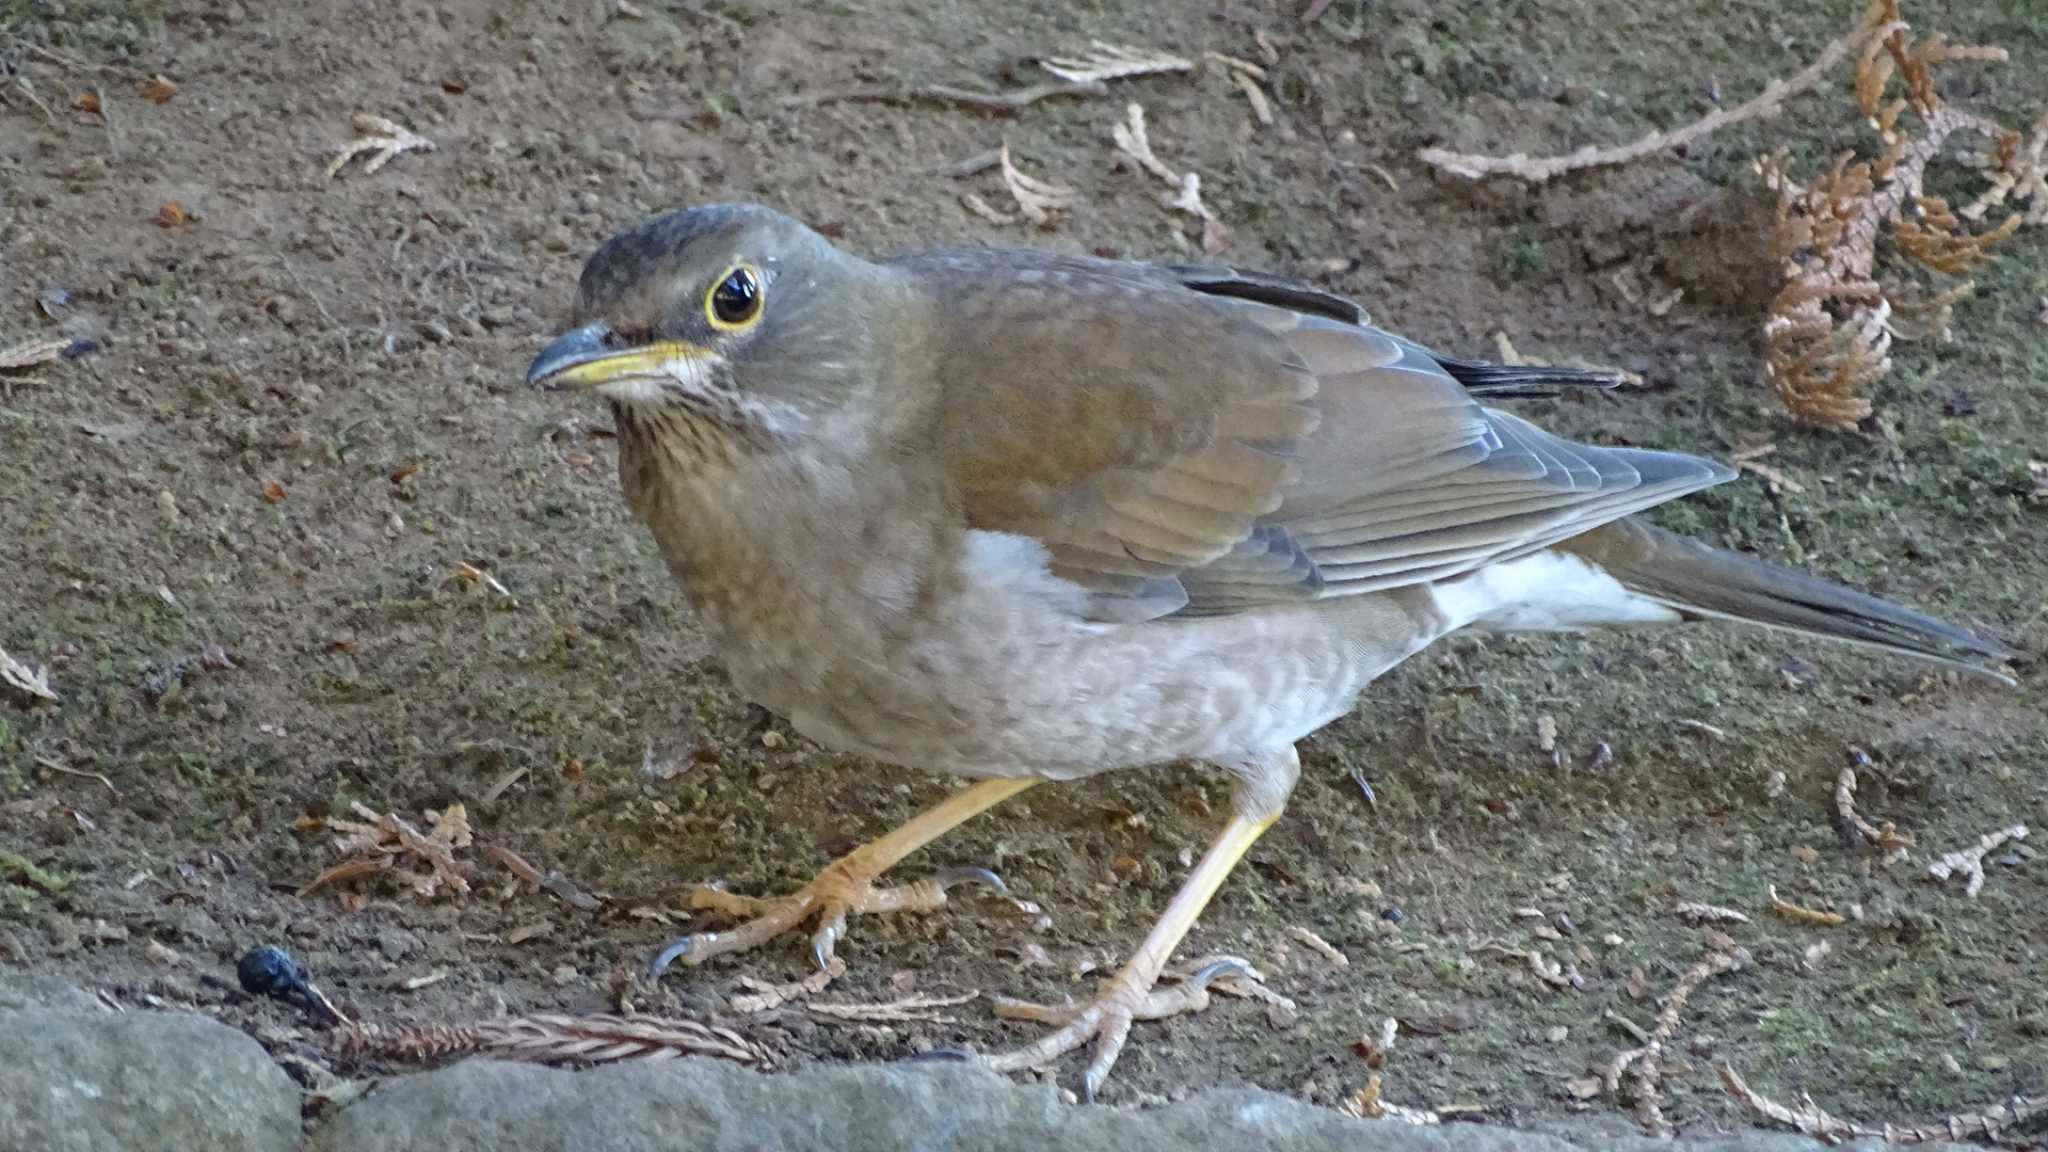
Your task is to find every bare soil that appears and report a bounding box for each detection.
[4,0,2044,1135]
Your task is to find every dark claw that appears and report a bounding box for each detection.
[933,865,1008,895]
[1182,956,1254,991]
[901,1046,976,1063]
[649,935,696,979]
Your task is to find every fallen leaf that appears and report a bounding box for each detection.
[260,480,287,503]
[73,90,101,115]
[138,75,178,103]
[154,201,192,228]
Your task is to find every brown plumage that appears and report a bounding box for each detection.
[527,203,2011,1098]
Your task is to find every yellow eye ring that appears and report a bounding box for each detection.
[706,264,764,331]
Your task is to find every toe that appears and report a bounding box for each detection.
[810,904,849,970]
[1081,1008,1136,1103]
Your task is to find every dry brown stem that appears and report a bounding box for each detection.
[1604,949,1748,1136]
[1767,885,1846,927]
[1417,19,1881,183]
[334,1013,770,1067]
[1722,1064,2046,1144]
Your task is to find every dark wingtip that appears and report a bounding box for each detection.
[1434,355,1626,398]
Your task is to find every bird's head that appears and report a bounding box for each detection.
[526,204,909,459]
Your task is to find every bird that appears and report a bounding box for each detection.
[525,202,2011,1097]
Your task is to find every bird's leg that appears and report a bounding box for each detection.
[652,777,1036,976]
[979,746,1299,1099]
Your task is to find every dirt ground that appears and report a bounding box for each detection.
[3,0,2045,1136]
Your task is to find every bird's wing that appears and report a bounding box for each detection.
[901,252,1731,622]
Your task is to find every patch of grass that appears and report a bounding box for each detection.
[0,848,70,895]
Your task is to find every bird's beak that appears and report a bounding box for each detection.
[525,323,712,391]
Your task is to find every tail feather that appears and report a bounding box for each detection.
[1558,517,2015,684]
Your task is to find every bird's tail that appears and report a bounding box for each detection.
[1557,517,2015,684]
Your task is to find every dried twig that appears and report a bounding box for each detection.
[1768,885,1847,927]
[782,79,1106,112]
[1927,823,2027,898]
[993,144,1074,226]
[1111,101,1180,184]
[1478,943,1578,991]
[1288,925,1350,968]
[32,754,117,795]
[326,113,435,179]
[1605,950,1748,1135]
[1723,1064,2046,1144]
[1041,42,1192,85]
[808,989,977,1023]
[1418,19,1878,183]
[333,1013,770,1067]
[1,647,59,703]
[1110,103,1230,252]
[731,957,845,1014]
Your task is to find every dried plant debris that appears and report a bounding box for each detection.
[1723,1064,2045,1145]
[1041,42,1192,85]
[1,646,59,703]
[1288,925,1350,968]
[808,989,977,1024]
[1605,949,1749,1136]
[1418,16,1875,183]
[1767,886,1847,927]
[731,957,845,1014]
[334,1012,770,1068]
[1478,943,1579,991]
[297,802,473,901]
[1337,1075,1442,1125]
[1833,764,1913,861]
[1758,1,2036,429]
[1674,901,1750,926]
[1110,103,1230,252]
[0,337,74,373]
[1927,823,2028,898]
[994,144,1074,227]
[1420,1,2039,431]
[327,113,435,179]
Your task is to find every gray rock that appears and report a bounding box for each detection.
[308,1057,1985,1152]
[0,1003,301,1152]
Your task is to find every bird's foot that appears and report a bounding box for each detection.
[977,957,1250,1100]
[649,859,1006,977]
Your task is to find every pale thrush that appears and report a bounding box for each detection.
[526,203,2010,1096]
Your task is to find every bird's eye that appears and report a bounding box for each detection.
[706,265,763,330]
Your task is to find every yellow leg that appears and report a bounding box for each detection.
[652,777,1037,976]
[980,807,1278,1098]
